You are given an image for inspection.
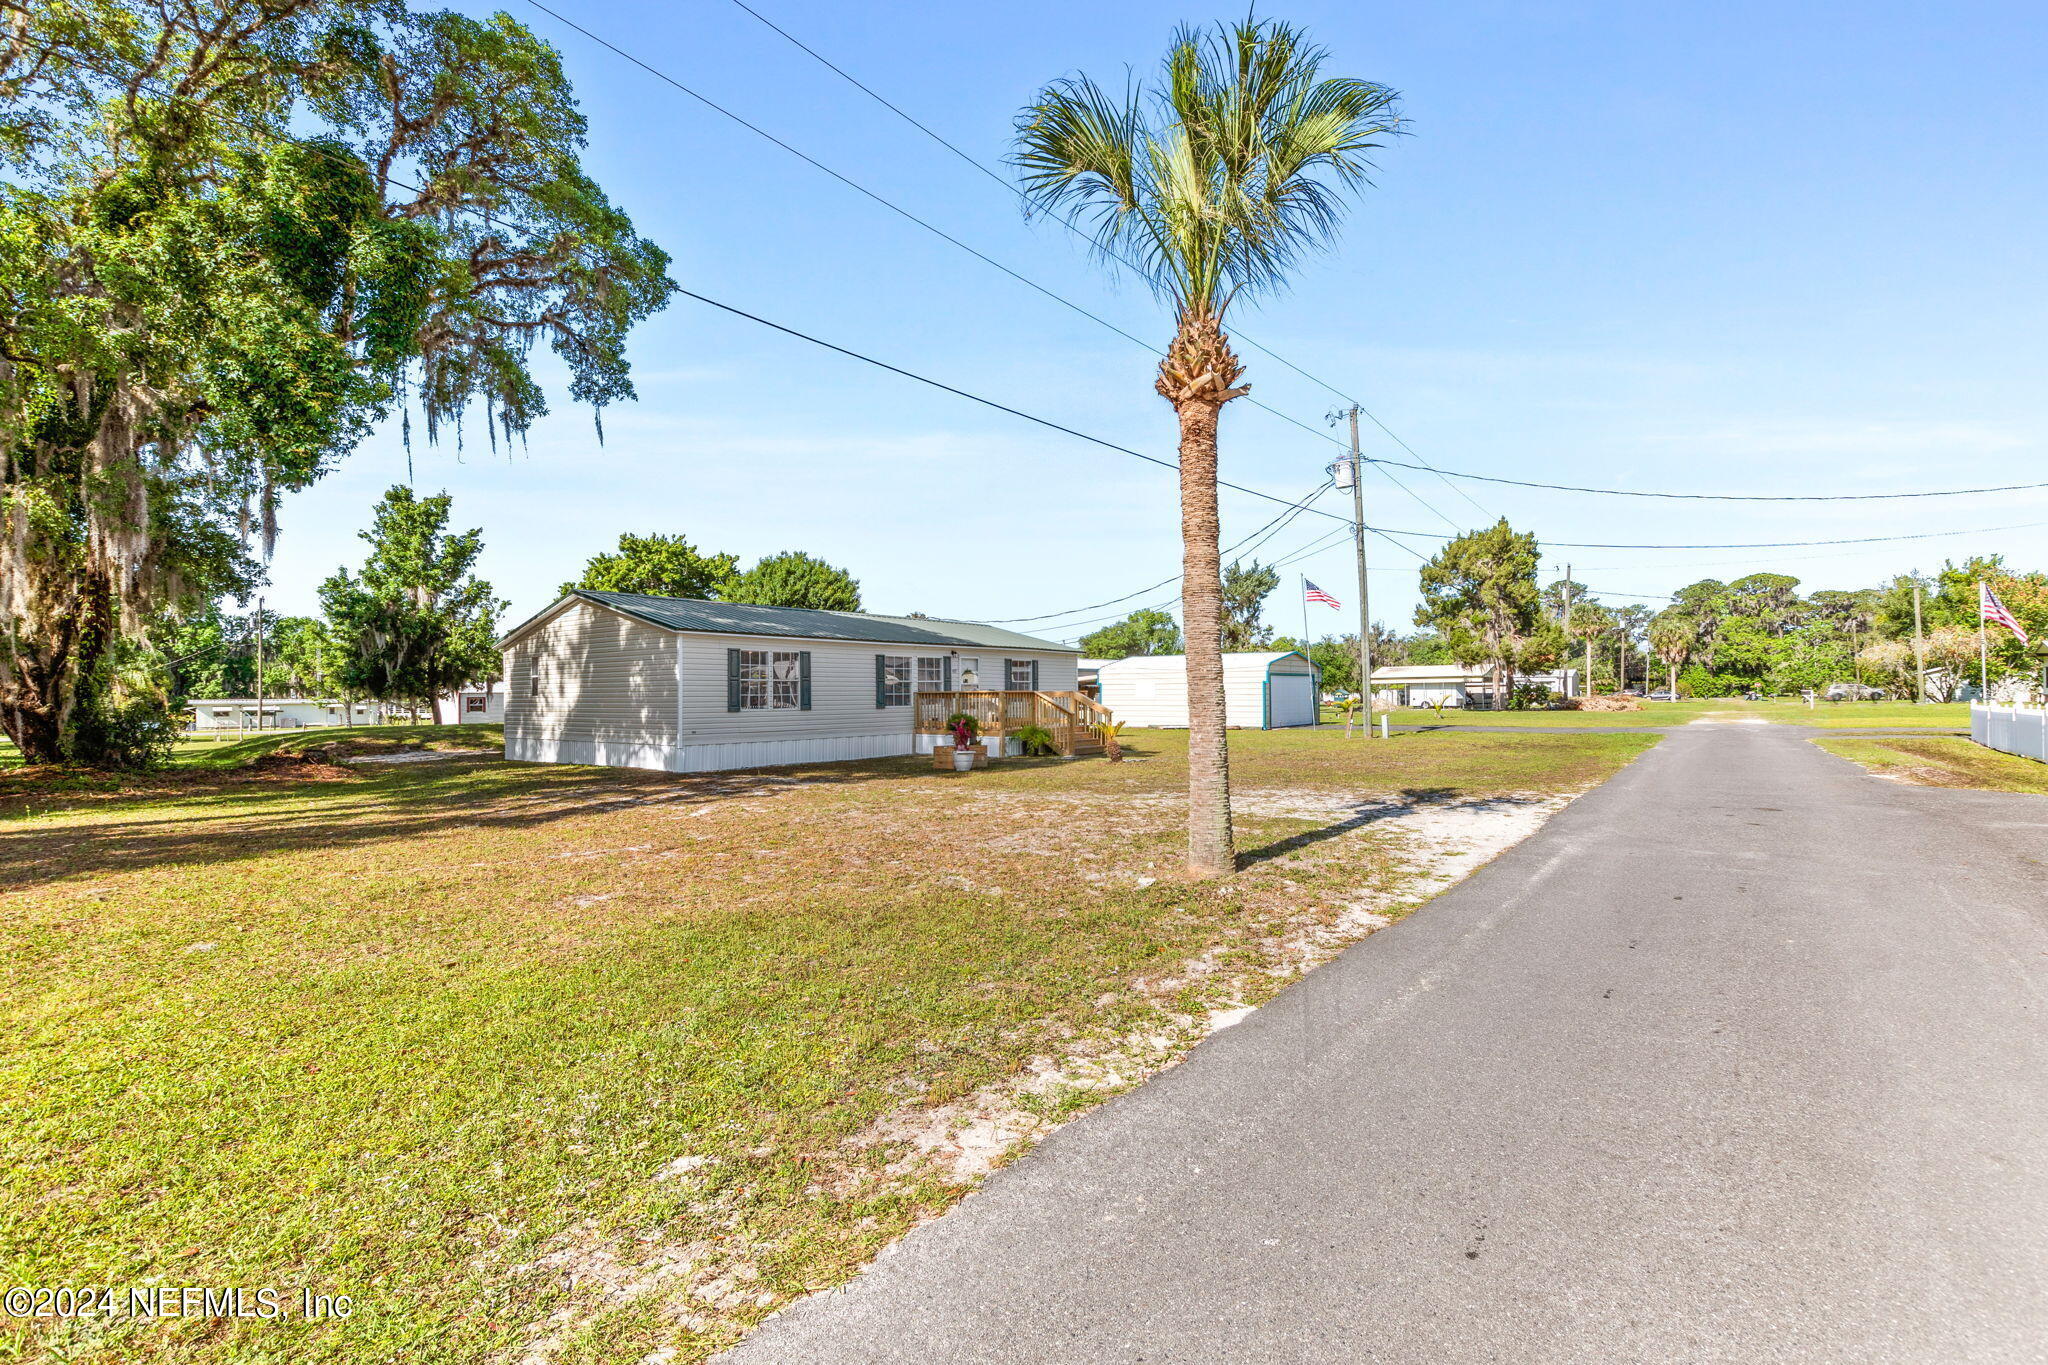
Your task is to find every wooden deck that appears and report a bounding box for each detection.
[914,691,1114,757]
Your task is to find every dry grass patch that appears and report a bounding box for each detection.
[1,726,1651,1364]
[1815,735,2048,794]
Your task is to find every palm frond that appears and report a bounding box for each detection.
[1013,17,1405,316]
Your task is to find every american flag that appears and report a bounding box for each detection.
[1304,579,1341,609]
[1981,582,2030,645]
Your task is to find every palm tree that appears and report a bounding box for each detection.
[1568,601,1614,695]
[1015,19,1401,875]
[1648,611,1697,700]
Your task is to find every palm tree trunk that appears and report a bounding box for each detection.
[1176,396,1235,875]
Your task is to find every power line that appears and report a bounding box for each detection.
[676,288,1359,526]
[529,0,1482,530]
[39,27,2042,570]
[991,481,1332,625]
[1365,456,2048,503]
[1370,520,2048,551]
[21,29,1389,552]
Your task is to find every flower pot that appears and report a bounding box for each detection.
[952,748,975,771]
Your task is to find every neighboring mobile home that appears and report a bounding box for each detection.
[496,591,1093,773]
[1093,651,1319,729]
[1368,664,1579,709]
[185,698,379,731]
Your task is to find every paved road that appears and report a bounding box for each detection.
[726,724,2048,1364]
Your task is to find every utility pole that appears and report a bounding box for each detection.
[1562,563,1573,696]
[1912,578,1926,705]
[1332,406,1372,730]
[253,595,265,734]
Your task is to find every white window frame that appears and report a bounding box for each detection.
[770,651,802,709]
[1007,658,1034,691]
[737,650,771,710]
[881,656,913,707]
[916,657,947,692]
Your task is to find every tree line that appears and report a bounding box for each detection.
[1080,520,2048,703]
[163,511,869,738]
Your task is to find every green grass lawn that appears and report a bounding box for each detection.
[1740,698,1971,728]
[1341,700,1723,728]
[1320,698,1974,730]
[1815,734,2048,794]
[1,724,1652,1364]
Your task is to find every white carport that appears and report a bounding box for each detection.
[1093,651,1320,729]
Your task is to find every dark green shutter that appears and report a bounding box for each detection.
[799,652,812,710]
[1003,659,1016,690]
[726,649,742,711]
[943,656,952,690]
[1029,659,1040,692]
[875,654,887,707]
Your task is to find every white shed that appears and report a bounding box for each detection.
[1093,651,1320,730]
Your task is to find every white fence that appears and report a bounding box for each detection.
[1972,705,2048,763]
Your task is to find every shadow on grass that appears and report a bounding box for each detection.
[0,749,982,891]
[1237,787,1553,868]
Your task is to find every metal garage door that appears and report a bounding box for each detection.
[1268,672,1316,728]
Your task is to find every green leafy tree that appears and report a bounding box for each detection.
[1403,631,1458,666]
[1724,573,1801,635]
[1415,520,1545,705]
[560,533,739,601]
[1015,18,1401,876]
[265,616,334,696]
[0,2,669,764]
[319,487,504,721]
[1220,559,1280,651]
[1079,608,1183,659]
[722,551,861,612]
[161,602,256,701]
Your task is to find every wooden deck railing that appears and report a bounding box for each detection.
[913,690,1113,757]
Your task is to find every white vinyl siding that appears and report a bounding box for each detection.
[500,604,1078,773]
[1094,652,1315,729]
[502,600,679,766]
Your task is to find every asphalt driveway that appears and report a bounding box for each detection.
[724,723,2048,1364]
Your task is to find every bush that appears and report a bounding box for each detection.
[1675,665,1753,698]
[1013,724,1058,756]
[66,695,181,769]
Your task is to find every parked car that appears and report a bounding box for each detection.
[1648,689,1676,702]
[1823,683,1887,702]
[1621,687,1646,697]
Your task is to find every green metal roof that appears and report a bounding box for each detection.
[504,591,1077,653]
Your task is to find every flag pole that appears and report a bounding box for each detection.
[1301,575,1312,664]
[1980,581,1989,699]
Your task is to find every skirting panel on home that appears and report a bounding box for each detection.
[667,733,916,773]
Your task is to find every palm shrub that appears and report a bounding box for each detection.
[1093,719,1127,762]
[1015,20,1401,874]
[1014,723,1059,756]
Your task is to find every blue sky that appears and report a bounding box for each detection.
[261,0,2048,642]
